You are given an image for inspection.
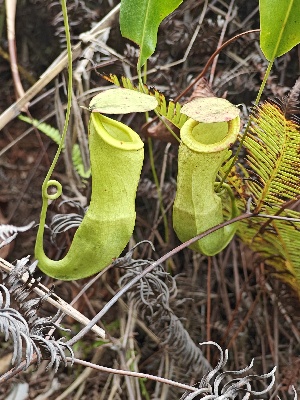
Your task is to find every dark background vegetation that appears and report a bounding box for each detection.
[0,0,299,398]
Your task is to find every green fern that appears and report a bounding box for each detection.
[102,73,188,128]
[19,115,64,148]
[227,94,300,295]
[72,144,91,179]
[245,99,300,210]
[20,115,90,179]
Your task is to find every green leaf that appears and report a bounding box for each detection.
[260,0,300,60]
[89,88,158,114]
[181,98,240,123]
[120,0,183,67]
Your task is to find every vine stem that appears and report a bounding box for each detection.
[41,0,72,195]
[35,0,73,253]
[0,0,75,386]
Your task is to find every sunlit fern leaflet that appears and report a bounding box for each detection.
[230,93,300,295]
[102,73,188,128]
[18,115,64,148]
[245,98,300,211]
[72,144,91,179]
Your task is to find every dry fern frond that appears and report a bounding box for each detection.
[180,342,295,400]
[0,222,35,249]
[50,201,86,244]
[116,243,211,376]
[0,258,74,373]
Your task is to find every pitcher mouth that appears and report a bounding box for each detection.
[180,116,240,153]
[90,113,144,151]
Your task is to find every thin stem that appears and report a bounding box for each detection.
[258,195,300,234]
[142,61,170,244]
[137,59,144,91]
[35,0,73,263]
[206,256,212,363]
[217,60,274,191]
[254,60,274,105]
[67,357,198,393]
[175,29,260,102]
[43,0,72,188]
[153,109,180,143]
[148,137,169,243]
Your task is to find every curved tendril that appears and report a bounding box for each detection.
[43,180,63,200]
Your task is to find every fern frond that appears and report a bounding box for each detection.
[50,200,86,243]
[102,73,188,128]
[180,342,278,400]
[245,99,300,211]
[236,206,300,291]
[0,258,74,372]
[72,144,91,179]
[0,287,34,369]
[117,242,211,376]
[18,115,64,148]
[242,99,300,291]
[0,222,35,249]
[224,97,300,294]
